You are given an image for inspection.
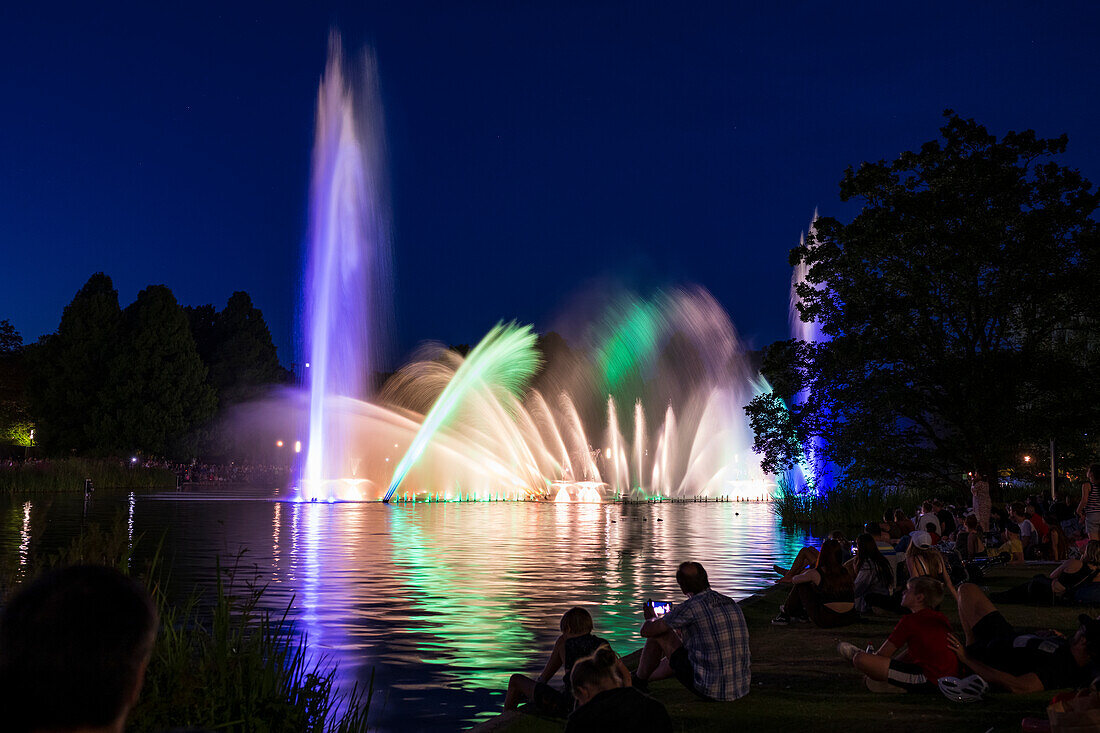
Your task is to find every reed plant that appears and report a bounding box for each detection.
[135,556,373,732]
[0,458,176,493]
[6,518,372,732]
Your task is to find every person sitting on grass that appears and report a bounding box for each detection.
[865,522,900,563]
[504,606,629,716]
[956,514,986,560]
[0,564,159,733]
[946,584,1100,693]
[565,644,672,733]
[867,535,957,614]
[987,523,1026,565]
[1009,502,1038,555]
[894,508,916,535]
[837,576,958,693]
[634,561,750,702]
[846,533,894,613]
[923,521,941,546]
[773,531,849,583]
[880,509,902,539]
[772,538,857,628]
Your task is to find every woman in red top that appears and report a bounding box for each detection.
[837,576,958,692]
[893,508,916,535]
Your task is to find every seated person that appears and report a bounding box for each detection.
[894,508,916,535]
[773,531,850,583]
[838,576,958,693]
[916,501,941,536]
[933,499,957,536]
[772,538,857,628]
[880,509,902,540]
[1009,502,1038,553]
[845,533,894,613]
[505,607,628,716]
[868,538,957,614]
[635,561,750,701]
[923,521,941,546]
[1027,505,1051,543]
[0,565,158,733]
[1048,524,1070,561]
[946,584,1100,693]
[991,540,1100,605]
[986,523,1026,564]
[565,645,671,733]
[956,514,986,560]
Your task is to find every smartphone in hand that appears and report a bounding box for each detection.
[644,599,672,619]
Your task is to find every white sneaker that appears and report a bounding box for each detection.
[837,641,861,661]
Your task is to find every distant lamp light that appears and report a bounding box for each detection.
[276,440,284,448]
[1023,455,1032,463]
[130,457,138,464]
[304,362,311,368]
[294,440,302,453]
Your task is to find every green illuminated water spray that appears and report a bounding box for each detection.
[383,323,541,502]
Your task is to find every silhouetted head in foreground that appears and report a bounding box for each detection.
[676,561,710,595]
[0,565,158,733]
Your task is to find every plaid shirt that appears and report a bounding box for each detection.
[662,589,750,700]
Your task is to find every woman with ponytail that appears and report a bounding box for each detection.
[566,645,671,732]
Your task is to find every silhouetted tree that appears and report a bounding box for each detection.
[102,285,215,456]
[747,112,1100,491]
[26,273,122,453]
[188,292,287,407]
[0,320,32,448]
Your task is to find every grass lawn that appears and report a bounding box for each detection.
[475,564,1098,733]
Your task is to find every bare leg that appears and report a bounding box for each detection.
[636,630,682,681]
[956,583,998,646]
[776,547,821,582]
[504,673,537,711]
[852,652,891,681]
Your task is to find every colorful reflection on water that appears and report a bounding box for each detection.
[0,492,816,731]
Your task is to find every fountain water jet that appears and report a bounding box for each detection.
[300,38,391,501]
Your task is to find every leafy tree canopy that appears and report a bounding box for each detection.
[102,285,216,456]
[748,112,1100,491]
[26,273,122,452]
[187,292,288,407]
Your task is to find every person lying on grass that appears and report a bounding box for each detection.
[945,583,1100,694]
[565,644,671,733]
[991,539,1100,605]
[838,576,958,693]
[504,606,630,716]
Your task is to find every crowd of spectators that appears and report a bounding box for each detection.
[0,456,289,488]
[169,462,288,486]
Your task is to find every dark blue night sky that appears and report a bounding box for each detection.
[3,2,1098,368]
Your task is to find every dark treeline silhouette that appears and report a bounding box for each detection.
[2,273,289,461]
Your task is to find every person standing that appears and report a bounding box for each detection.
[1076,464,1100,541]
[971,472,993,532]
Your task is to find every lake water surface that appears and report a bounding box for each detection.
[0,489,819,731]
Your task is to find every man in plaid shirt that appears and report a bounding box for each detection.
[634,561,751,701]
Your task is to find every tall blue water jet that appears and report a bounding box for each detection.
[301,38,391,501]
[789,211,835,496]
